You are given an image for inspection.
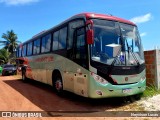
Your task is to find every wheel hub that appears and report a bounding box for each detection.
[55,80,62,91]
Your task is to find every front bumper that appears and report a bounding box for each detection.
[88,79,146,98]
[2,70,17,75]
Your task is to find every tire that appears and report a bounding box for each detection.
[128,93,142,103]
[22,69,28,82]
[53,73,63,94]
[14,71,17,75]
[129,96,136,103]
[134,93,142,100]
[2,72,5,76]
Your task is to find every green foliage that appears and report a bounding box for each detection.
[142,84,160,98]
[0,48,11,64]
[0,30,21,64]
[1,30,20,54]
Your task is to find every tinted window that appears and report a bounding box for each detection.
[33,39,40,54]
[41,34,51,53]
[92,19,119,55]
[59,27,67,49]
[22,44,26,56]
[19,47,22,57]
[76,27,87,68]
[68,20,84,49]
[27,42,33,56]
[53,31,59,51]
[4,64,14,68]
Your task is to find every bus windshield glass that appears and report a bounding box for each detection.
[90,19,144,66]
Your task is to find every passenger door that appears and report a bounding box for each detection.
[72,27,88,96]
[64,20,85,92]
[73,27,88,68]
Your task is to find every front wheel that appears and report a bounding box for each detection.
[134,93,142,100]
[128,93,142,103]
[54,74,63,94]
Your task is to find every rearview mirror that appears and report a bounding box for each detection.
[86,20,94,44]
[87,29,94,44]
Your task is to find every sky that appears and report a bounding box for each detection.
[0,0,159,50]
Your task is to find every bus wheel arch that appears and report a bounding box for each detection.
[52,70,63,94]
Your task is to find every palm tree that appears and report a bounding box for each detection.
[0,48,10,64]
[0,30,20,54]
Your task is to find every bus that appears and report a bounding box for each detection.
[16,13,146,99]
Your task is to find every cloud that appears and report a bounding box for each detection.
[140,32,147,37]
[0,0,39,5]
[130,13,152,24]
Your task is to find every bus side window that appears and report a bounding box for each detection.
[41,34,51,53]
[16,47,19,57]
[68,20,84,50]
[19,47,22,57]
[59,27,67,49]
[45,34,51,52]
[27,42,33,56]
[33,39,40,55]
[52,31,59,51]
[22,44,26,57]
[67,20,84,59]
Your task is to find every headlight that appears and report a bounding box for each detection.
[12,68,16,70]
[91,72,108,85]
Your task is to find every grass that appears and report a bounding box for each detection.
[142,84,160,98]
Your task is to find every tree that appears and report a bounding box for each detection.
[0,48,10,64]
[0,30,20,54]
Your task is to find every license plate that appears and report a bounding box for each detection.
[9,71,12,73]
[122,88,132,93]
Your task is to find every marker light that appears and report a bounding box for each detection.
[140,76,146,82]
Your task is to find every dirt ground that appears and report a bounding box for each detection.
[0,75,159,120]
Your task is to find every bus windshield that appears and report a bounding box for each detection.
[90,19,144,66]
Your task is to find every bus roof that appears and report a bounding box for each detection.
[19,12,136,46]
[75,13,135,26]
